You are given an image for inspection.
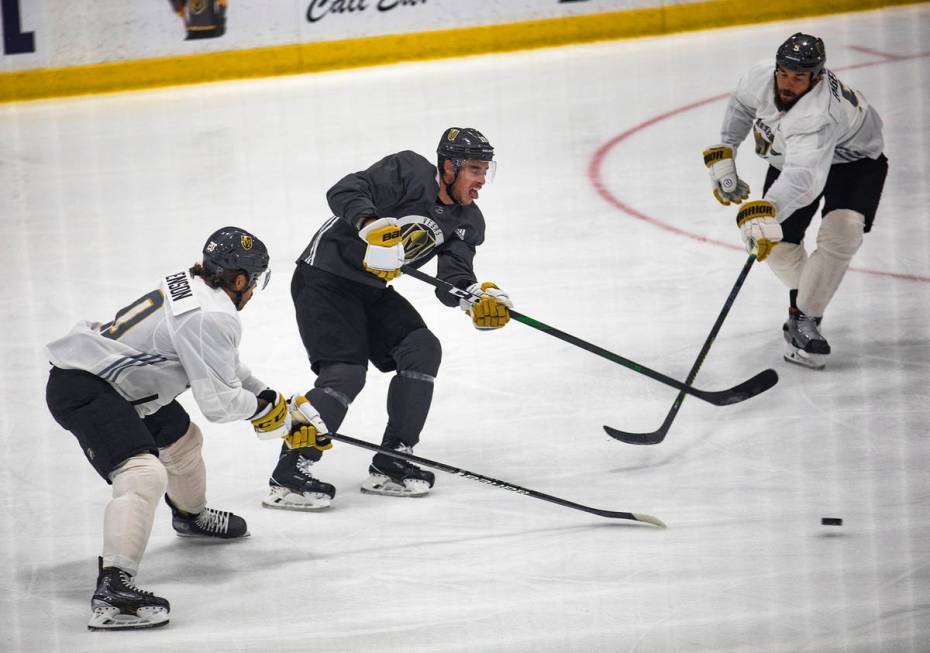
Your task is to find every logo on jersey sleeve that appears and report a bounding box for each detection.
[397,215,445,262]
[753,118,776,157]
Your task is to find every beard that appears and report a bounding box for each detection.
[772,77,812,112]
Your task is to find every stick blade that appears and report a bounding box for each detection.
[603,424,667,445]
[633,513,667,528]
[696,368,779,405]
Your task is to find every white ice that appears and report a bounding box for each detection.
[1,5,929,652]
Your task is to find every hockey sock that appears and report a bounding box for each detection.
[383,371,435,447]
[158,422,206,515]
[797,209,864,316]
[104,453,167,575]
[766,241,807,290]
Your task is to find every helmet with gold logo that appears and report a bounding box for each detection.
[202,226,270,290]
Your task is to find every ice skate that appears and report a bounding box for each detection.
[88,557,169,631]
[361,442,435,497]
[783,309,829,369]
[165,495,249,539]
[262,453,335,511]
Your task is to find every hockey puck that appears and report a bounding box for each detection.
[821,517,843,526]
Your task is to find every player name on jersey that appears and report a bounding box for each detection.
[164,271,200,316]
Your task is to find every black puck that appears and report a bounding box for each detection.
[821,517,843,526]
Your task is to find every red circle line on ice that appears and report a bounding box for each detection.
[588,47,930,284]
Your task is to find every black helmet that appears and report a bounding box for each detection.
[202,226,270,289]
[437,127,494,170]
[776,33,826,78]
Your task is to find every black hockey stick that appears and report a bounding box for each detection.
[605,252,764,445]
[328,431,665,527]
[402,265,777,407]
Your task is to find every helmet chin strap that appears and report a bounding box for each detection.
[443,161,462,205]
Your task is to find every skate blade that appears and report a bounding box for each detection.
[174,530,251,539]
[262,490,331,511]
[360,476,430,498]
[784,343,826,369]
[88,605,169,631]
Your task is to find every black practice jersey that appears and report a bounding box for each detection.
[297,150,486,307]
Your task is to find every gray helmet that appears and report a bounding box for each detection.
[202,226,270,289]
[776,33,826,78]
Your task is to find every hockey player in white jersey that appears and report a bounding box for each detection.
[45,227,296,630]
[703,33,888,368]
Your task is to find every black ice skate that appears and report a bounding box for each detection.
[165,494,249,539]
[783,306,829,369]
[262,451,336,511]
[362,441,435,497]
[88,557,169,631]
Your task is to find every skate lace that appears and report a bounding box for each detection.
[195,508,230,534]
[296,454,315,477]
[795,313,824,340]
[115,570,154,597]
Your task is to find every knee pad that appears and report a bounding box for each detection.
[158,422,203,476]
[818,209,864,261]
[110,453,167,505]
[392,328,441,378]
[314,362,367,408]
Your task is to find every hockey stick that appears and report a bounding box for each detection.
[328,431,665,527]
[605,252,762,445]
[402,265,777,407]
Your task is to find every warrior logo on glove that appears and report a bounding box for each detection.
[736,200,783,262]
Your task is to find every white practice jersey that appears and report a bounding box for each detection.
[46,271,265,421]
[720,61,884,221]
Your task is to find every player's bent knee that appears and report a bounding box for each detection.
[819,209,864,260]
[110,453,168,504]
[393,328,441,377]
[158,422,204,475]
[766,241,804,270]
[316,362,367,405]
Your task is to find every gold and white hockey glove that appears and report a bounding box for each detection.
[284,394,332,451]
[250,390,291,440]
[358,217,405,282]
[703,144,751,205]
[460,282,513,330]
[736,200,783,262]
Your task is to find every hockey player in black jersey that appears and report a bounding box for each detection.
[264,127,513,510]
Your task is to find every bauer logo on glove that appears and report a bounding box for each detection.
[460,281,513,330]
[358,217,405,282]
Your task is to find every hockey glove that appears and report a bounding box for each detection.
[284,394,332,451]
[460,282,513,330]
[358,217,405,282]
[703,144,750,206]
[736,200,783,262]
[251,390,291,440]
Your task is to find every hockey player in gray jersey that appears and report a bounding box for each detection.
[45,227,299,630]
[264,127,513,511]
[703,33,888,368]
